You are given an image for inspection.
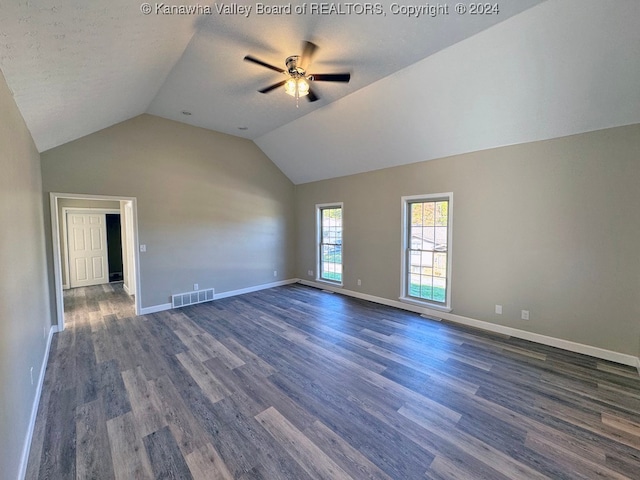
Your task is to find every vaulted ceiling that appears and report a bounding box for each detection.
[1,0,639,184]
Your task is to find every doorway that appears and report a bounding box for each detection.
[106,213,124,282]
[50,193,141,330]
[64,209,119,288]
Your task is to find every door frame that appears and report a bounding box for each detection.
[62,208,121,289]
[50,192,141,331]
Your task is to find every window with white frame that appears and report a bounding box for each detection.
[401,193,452,310]
[317,204,343,284]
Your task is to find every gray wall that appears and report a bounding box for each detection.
[0,70,53,479]
[41,114,296,310]
[294,124,640,357]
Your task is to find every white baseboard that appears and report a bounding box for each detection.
[139,302,172,315]
[213,278,298,300]
[139,279,300,315]
[123,283,132,296]
[298,280,640,370]
[18,324,59,480]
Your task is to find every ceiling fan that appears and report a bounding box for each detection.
[244,41,351,105]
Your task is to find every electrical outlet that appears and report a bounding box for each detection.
[30,367,34,385]
[140,244,147,252]
[308,270,313,276]
[193,283,199,291]
[521,310,530,320]
[273,270,277,277]
[357,279,362,286]
[495,304,502,315]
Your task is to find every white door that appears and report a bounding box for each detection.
[67,212,109,288]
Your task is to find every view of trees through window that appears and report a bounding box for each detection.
[319,206,342,283]
[408,199,449,303]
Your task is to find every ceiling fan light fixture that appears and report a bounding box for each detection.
[284,77,309,98]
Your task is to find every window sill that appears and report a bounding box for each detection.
[399,296,452,313]
[316,278,344,288]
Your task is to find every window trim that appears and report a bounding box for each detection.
[316,202,344,286]
[400,193,453,312]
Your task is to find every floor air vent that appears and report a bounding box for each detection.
[172,288,215,308]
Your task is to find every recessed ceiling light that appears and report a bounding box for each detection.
[238,126,248,130]
[181,110,192,116]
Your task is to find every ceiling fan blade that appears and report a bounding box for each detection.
[258,80,286,94]
[300,41,318,69]
[309,73,351,83]
[307,88,319,102]
[244,55,284,73]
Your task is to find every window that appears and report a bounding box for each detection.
[401,193,452,311]
[317,204,343,284]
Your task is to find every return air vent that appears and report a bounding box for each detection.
[171,288,215,308]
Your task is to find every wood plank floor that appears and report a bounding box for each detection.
[26,283,640,479]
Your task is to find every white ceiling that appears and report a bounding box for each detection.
[257,0,640,183]
[1,0,639,184]
[0,0,196,153]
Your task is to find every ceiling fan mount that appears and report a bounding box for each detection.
[244,41,351,104]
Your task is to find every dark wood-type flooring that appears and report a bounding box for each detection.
[26,283,640,479]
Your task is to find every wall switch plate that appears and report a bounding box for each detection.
[140,244,146,252]
[521,310,530,320]
[495,304,502,315]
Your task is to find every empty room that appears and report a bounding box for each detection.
[2,0,640,479]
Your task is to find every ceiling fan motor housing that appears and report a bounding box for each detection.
[285,56,306,78]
